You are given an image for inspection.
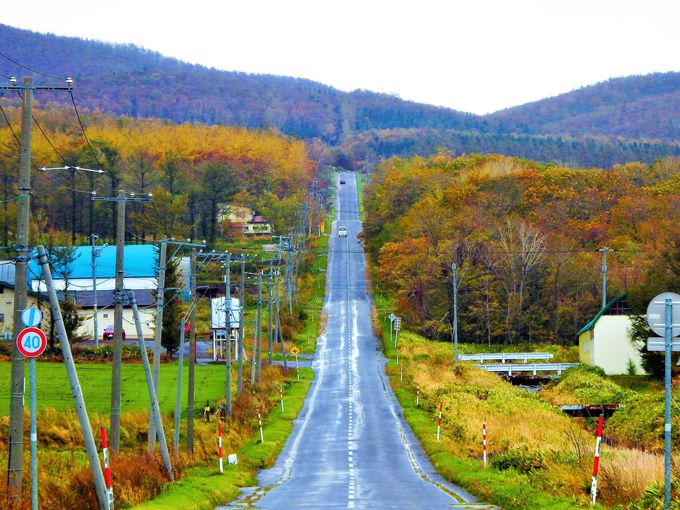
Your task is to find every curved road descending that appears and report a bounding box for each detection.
[225,173,488,509]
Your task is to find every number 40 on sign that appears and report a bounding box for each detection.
[16,327,48,358]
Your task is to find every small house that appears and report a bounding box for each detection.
[577,292,645,375]
[72,289,156,340]
[0,282,53,340]
[218,204,273,237]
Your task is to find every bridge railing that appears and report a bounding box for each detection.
[459,352,554,364]
[476,362,578,376]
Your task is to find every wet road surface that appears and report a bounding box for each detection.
[223,173,491,509]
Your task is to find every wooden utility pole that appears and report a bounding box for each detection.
[90,189,151,453]
[186,249,197,453]
[7,76,33,496]
[110,189,126,453]
[149,236,167,449]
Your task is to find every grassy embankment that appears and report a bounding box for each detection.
[374,295,679,509]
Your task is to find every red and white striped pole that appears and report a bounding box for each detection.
[279,385,284,412]
[416,385,420,407]
[257,408,264,443]
[100,426,114,510]
[590,415,604,506]
[482,422,488,468]
[218,421,224,473]
[436,401,443,442]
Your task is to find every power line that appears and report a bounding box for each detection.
[0,99,20,145]
[0,50,65,81]
[68,91,105,170]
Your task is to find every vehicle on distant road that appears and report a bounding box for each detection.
[340,179,346,184]
[338,226,348,237]
[103,325,125,341]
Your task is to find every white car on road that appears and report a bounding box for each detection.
[338,225,348,237]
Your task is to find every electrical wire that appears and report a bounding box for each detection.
[14,90,69,165]
[68,91,105,169]
[0,50,65,80]
[0,99,20,145]
[0,71,12,80]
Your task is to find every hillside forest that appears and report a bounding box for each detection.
[362,153,680,344]
[0,106,322,249]
[2,24,680,169]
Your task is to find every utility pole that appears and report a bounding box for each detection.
[597,247,613,309]
[7,77,33,494]
[127,290,174,480]
[90,234,101,347]
[452,262,459,366]
[256,272,263,383]
[186,249,197,453]
[173,318,186,455]
[224,253,232,416]
[148,236,167,450]
[237,254,246,394]
[268,259,273,364]
[5,76,81,494]
[92,190,151,453]
[111,190,125,453]
[275,267,288,373]
[37,245,109,510]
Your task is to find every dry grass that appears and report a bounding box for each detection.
[391,329,677,507]
[0,364,291,510]
[598,448,663,504]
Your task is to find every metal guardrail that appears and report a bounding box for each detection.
[476,362,578,376]
[459,352,554,363]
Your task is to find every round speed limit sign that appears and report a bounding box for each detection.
[16,327,48,358]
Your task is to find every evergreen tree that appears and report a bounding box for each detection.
[154,249,182,355]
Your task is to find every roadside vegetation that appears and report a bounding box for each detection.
[378,321,679,509]
[363,153,680,345]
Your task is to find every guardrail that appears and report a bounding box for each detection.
[476,362,578,376]
[459,352,554,363]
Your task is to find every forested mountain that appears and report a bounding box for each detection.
[0,24,479,144]
[339,128,680,169]
[1,23,679,167]
[487,72,680,141]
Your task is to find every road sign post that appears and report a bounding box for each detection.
[388,313,396,347]
[290,346,300,381]
[16,326,47,510]
[646,292,680,510]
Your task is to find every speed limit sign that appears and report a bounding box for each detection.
[16,327,47,358]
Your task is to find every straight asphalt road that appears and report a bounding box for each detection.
[224,173,490,509]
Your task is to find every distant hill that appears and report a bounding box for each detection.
[340,128,680,169]
[1,23,679,167]
[0,24,481,143]
[487,73,680,140]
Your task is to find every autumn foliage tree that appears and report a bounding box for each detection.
[364,153,680,345]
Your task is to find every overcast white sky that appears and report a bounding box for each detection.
[3,0,679,114]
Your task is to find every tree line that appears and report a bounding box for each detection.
[362,152,680,345]
[0,107,318,248]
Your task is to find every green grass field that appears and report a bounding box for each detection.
[0,361,228,416]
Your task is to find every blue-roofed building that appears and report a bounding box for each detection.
[26,245,160,340]
[28,245,158,293]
